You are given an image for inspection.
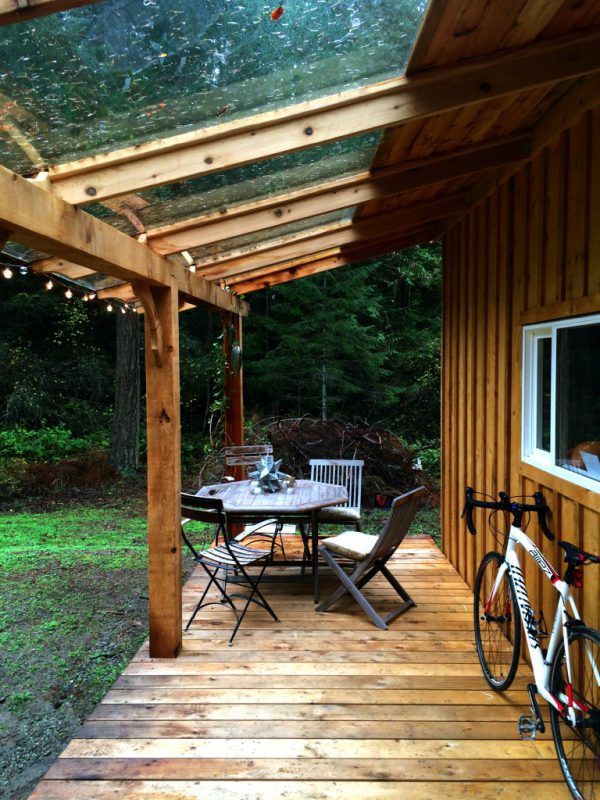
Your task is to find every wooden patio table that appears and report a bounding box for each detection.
[196,479,348,602]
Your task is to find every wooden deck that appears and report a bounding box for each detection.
[30,535,570,800]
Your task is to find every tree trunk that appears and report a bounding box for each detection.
[110,310,140,472]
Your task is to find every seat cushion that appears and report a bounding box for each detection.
[321,530,377,561]
[318,506,361,522]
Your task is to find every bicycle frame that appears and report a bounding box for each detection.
[487,524,599,723]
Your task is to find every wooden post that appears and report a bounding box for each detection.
[222,311,244,481]
[144,282,182,658]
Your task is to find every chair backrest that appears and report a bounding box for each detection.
[309,458,364,512]
[181,493,226,559]
[369,487,426,563]
[224,444,273,467]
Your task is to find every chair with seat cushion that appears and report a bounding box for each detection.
[309,458,364,529]
[181,493,280,645]
[316,487,426,630]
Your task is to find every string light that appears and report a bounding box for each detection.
[0,260,131,316]
[188,264,196,273]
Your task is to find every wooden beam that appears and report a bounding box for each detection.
[46,29,600,205]
[31,257,97,280]
[222,312,244,481]
[144,282,182,658]
[132,280,163,366]
[197,194,469,281]
[0,165,247,316]
[147,134,531,255]
[452,72,600,226]
[0,0,103,25]
[231,225,443,294]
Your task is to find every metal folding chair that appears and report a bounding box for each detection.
[316,487,426,630]
[181,493,280,645]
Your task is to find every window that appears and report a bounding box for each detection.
[523,315,600,492]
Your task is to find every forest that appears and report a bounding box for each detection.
[0,242,441,499]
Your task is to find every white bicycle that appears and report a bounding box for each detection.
[463,488,600,800]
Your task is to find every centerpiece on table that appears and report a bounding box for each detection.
[249,455,288,493]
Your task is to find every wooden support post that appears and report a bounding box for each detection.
[222,312,244,481]
[144,281,182,658]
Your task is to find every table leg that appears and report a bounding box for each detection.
[312,509,319,603]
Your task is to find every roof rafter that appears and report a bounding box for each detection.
[147,133,531,255]
[197,194,468,282]
[230,224,444,294]
[44,28,600,205]
[444,72,600,234]
[0,165,247,315]
[0,0,103,25]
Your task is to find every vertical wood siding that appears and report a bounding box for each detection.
[441,108,600,645]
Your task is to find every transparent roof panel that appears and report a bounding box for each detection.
[0,0,425,173]
[191,207,352,263]
[85,131,380,232]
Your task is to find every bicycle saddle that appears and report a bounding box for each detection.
[558,540,600,565]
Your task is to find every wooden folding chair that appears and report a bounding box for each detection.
[315,487,426,630]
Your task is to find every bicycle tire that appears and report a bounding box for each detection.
[549,625,600,800]
[474,551,521,691]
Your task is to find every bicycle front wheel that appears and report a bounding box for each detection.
[474,551,521,691]
[549,625,600,800]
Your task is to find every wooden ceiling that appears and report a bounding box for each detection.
[21,0,600,302]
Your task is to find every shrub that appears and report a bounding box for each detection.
[0,426,109,463]
[0,450,119,499]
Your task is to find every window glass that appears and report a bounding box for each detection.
[536,336,552,452]
[556,323,600,481]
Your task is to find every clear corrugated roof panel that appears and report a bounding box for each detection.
[190,207,353,263]
[0,0,425,173]
[85,131,380,232]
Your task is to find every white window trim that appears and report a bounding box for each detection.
[522,313,600,495]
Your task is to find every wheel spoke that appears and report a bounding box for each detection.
[551,628,600,800]
[474,553,520,690]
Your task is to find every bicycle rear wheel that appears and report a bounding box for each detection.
[549,625,600,800]
[474,551,521,691]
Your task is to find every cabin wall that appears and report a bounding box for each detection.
[441,108,600,645]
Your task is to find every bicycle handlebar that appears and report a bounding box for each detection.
[462,486,554,541]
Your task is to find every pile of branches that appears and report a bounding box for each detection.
[266,416,438,507]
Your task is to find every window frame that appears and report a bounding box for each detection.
[522,313,600,494]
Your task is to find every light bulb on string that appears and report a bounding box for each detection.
[88,292,96,300]
[19,265,28,276]
[45,279,53,290]
[65,288,73,299]
[189,264,196,273]
[120,306,127,314]
[2,266,13,279]
[82,294,89,302]
[106,303,113,312]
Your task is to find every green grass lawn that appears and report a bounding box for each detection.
[0,500,155,800]
[0,498,439,799]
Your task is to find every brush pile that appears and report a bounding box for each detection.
[266,417,438,506]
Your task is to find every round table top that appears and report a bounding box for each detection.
[196,479,348,514]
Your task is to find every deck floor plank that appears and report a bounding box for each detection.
[29,536,570,799]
